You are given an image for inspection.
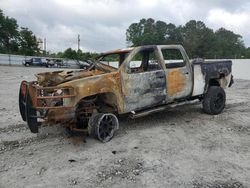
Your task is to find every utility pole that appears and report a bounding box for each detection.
[44,38,47,54]
[77,34,80,51]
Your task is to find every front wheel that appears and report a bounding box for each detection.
[88,113,119,142]
[202,86,226,115]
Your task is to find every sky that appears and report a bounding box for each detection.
[1,0,250,53]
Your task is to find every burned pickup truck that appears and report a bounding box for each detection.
[19,45,233,142]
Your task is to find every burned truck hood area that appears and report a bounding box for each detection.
[35,69,106,87]
[35,61,118,87]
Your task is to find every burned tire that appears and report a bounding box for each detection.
[88,113,101,137]
[19,82,27,121]
[202,86,226,115]
[88,113,119,143]
[26,93,40,133]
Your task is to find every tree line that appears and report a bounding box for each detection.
[126,18,249,59]
[0,10,40,56]
[49,48,99,60]
[0,9,98,59]
[1,8,250,59]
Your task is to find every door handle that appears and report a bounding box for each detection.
[184,72,189,75]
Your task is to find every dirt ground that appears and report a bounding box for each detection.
[0,66,249,188]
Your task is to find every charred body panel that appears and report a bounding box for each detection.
[166,67,192,101]
[192,59,233,94]
[59,72,123,112]
[19,81,77,132]
[192,65,206,96]
[120,45,167,112]
[122,70,166,112]
[158,45,193,101]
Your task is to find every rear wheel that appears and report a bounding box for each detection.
[202,86,226,115]
[88,113,119,142]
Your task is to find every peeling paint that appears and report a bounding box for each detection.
[167,69,187,97]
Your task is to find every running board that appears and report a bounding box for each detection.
[129,106,167,119]
[129,100,199,119]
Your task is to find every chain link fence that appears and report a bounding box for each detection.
[0,53,87,69]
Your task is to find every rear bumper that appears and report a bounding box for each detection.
[19,81,76,133]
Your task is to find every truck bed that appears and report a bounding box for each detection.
[192,59,232,81]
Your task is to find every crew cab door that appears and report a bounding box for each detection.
[121,46,166,113]
[160,46,193,101]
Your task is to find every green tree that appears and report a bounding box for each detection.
[126,18,247,59]
[0,9,19,53]
[180,20,215,58]
[244,47,250,58]
[18,27,39,55]
[126,18,170,46]
[213,28,245,59]
[77,50,99,60]
[62,48,78,59]
[165,24,183,44]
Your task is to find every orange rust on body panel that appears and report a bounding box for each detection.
[102,48,134,55]
[61,71,124,113]
[27,83,38,106]
[167,69,186,96]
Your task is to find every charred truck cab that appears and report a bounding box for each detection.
[19,45,233,142]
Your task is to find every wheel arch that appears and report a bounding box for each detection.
[206,72,231,92]
[75,91,121,113]
[209,79,220,87]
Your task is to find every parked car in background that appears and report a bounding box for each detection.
[78,60,90,69]
[46,59,65,67]
[63,60,90,69]
[46,59,55,67]
[53,59,64,67]
[23,58,47,67]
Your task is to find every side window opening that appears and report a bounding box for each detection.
[161,49,185,68]
[128,48,161,74]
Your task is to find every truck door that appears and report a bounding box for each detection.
[160,47,193,101]
[121,47,166,113]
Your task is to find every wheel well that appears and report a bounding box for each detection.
[208,79,220,87]
[98,92,118,110]
[74,93,118,129]
[76,92,118,115]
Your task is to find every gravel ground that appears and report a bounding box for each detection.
[0,66,249,188]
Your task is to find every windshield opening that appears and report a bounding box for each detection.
[97,51,131,69]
